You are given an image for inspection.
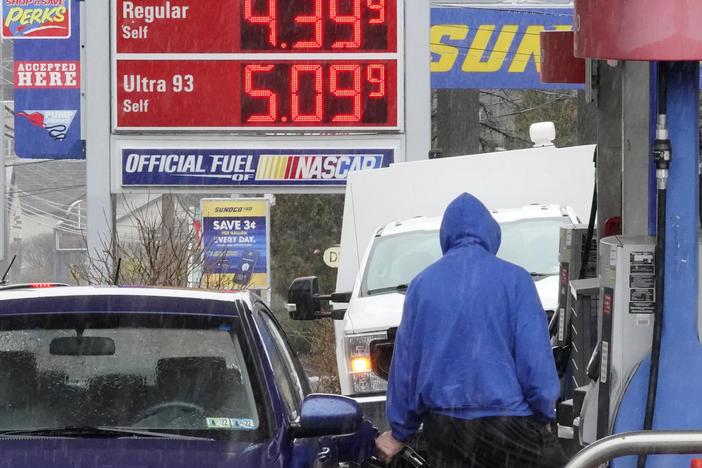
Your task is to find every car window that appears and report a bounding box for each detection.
[0,312,268,441]
[254,304,306,420]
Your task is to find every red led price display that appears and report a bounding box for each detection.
[113,0,401,130]
[116,60,397,128]
[241,0,396,52]
[115,0,397,54]
[242,61,395,125]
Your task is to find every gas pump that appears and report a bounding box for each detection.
[578,237,656,444]
[537,0,702,464]
[553,223,598,370]
[554,223,598,454]
[564,59,701,468]
[563,61,699,468]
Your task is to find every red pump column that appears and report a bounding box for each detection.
[574,0,702,61]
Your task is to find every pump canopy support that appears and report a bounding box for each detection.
[561,2,702,467]
[610,59,700,468]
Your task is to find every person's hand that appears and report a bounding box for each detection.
[375,431,405,464]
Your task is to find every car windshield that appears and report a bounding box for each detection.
[0,311,267,441]
[361,217,565,296]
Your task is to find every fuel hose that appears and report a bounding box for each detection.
[638,62,671,468]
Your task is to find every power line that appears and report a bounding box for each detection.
[489,95,573,118]
[13,200,83,228]
[15,206,83,234]
[6,184,85,198]
[8,194,87,219]
[5,159,58,167]
[433,5,573,17]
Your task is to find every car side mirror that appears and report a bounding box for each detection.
[287,276,322,320]
[291,394,362,438]
[369,327,397,381]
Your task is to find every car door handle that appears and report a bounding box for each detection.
[317,446,331,462]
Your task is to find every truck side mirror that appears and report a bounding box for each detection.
[287,277,353,321]
[287,276,322,320]
[330,291,352,320]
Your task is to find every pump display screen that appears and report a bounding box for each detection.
[113,0,401,131]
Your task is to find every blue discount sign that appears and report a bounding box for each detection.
[201,199,270,290]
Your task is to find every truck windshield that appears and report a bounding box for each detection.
[362,230,442,296]
[0,312,267,442]
[497,217,565,276]
[361,217,565,296]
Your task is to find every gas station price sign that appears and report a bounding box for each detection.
[116,0,397,53]
[112,0,402,131]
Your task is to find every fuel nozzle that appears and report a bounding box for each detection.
[653,114,672,190]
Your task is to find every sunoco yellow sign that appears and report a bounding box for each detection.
[431,7,576,89]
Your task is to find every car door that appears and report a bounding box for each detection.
[252,302,339,468]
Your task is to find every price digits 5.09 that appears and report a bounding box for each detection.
[242,0,392,51]
[242,61,392,125]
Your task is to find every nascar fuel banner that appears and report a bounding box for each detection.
[201,198,270,290]
[430,7,578,89]
[122,148,394,187]
[11,0,83,159]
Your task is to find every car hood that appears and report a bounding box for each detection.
[345,275,559,334]
[344,293,409,334]
[534,274,559,312]
[0,438,278,468]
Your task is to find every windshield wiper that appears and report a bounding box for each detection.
[367,284,409,295]
[0,426,214,440]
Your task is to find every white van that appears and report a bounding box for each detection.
[288,203,579,426]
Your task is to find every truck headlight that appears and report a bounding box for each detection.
[346,333,388,394]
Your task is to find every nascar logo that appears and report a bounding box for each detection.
[121,149,393,186]
[256,155,384,181]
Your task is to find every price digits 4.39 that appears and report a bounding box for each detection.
[242,0,392,51]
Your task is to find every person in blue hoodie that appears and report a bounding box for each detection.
[375,192,565,468]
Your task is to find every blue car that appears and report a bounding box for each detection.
[0,286,376,467]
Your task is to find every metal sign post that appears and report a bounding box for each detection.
[0,106,4,262]
[85,0,112,267]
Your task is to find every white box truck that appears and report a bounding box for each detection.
[287,144,596,425]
